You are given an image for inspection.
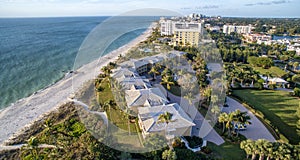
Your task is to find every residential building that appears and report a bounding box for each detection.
[119,51,185,75]
[160,17,203,46]
[117,77,151,90]
[114,52,195,139]
[111,67,139,81]
[243,34,272,44]
[173,22,202,46]
[223,24,252,34]
[125,88,168,110]
[138,103,195,138]
[160,18,174,36]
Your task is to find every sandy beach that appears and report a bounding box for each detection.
[0,23,155,146]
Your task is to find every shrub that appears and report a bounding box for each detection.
[258,79,265,84]
[293,87,300,97]
[254,82,263,90]
[268,84,277,90]
[233,81,241,88]
[201,146,212,154]
[184,136,203,148]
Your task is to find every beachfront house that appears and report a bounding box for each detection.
[138,103,195,138]
[119,51,186,75]
[118,77,152,90]
[111,67,139,80]
[125,88,168,112]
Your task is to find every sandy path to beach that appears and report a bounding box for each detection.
[0,24,154,146]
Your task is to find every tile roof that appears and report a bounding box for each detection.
[138,103,195,132]
[125,88,168,107]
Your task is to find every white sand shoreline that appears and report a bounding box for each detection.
[0,22,156,146]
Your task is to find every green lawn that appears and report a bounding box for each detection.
[106,108,138,133]
[97,78,144,148]
[207,142,246,160]
[252,66,287,77]
[162,84,182,96]
[97,79,114,105]
[232,89,300,144]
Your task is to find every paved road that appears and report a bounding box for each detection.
[154,84,225,145]
[223,97,276,142]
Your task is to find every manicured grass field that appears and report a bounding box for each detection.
[106,108,138,133]
[207,142,246,160]
[97,79,114,105]
[252,66,287,77]
[232,89,300,144]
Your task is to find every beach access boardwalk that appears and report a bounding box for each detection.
[155,84,225,145]
[223,97,276,142]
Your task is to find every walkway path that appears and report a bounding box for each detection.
[223,97,276,142]
[155,84,224,145]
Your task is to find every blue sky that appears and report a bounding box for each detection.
[0,0,299,18]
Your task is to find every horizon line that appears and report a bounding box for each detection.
[0,15,299,19]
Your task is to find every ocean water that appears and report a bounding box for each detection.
[273,35,300,40]
[0,17,155,109]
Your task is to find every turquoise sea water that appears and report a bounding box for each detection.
[0,17,155,109]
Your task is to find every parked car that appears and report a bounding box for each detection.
[234,123,247,131]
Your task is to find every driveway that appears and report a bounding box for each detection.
[154,84,225,145]
[223,97,276,142]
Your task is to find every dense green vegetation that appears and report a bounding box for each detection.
[240,139,300,160]
[207,142,245,160]
[209,17,300,35]
[232,89,300,144]
[252,66,287,78]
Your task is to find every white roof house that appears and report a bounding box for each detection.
[268,78,288,84]
[125,88,168,108]
[111,67,139,79]
[119,77,152,90]
[118,51,186,74]
[138,103,195,138]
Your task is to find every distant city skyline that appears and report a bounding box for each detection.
[0,0,299,18]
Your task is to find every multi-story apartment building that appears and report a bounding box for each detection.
[223,24,252,34]
[160,18,174,36]
[173,22,202,46]
[160,18,202,46]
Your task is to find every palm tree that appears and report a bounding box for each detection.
[103,99,116,119]
[149,65,160,80]
[225,112,235,137]
[256,139,270,160]
[293,62,299,71]
[183,92,195,115]
[233,110,251,137]
[157,112,175,147]
[265,141,274,160]
[211,105,221,122]
[101,66,112,77]
[161,75,175,99]
[162,148,177,160]
[240,139,253,159]
[161,67,172,78]
[21,136,40,159]
[218,112,229,134]
[200,86,211,107]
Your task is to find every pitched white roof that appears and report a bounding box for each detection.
[268,78,288,83]
[118,51,186,70]
[119,77,152,90]
[125,88,168,107]
[138,103,195,132]
[111,67,138,80]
